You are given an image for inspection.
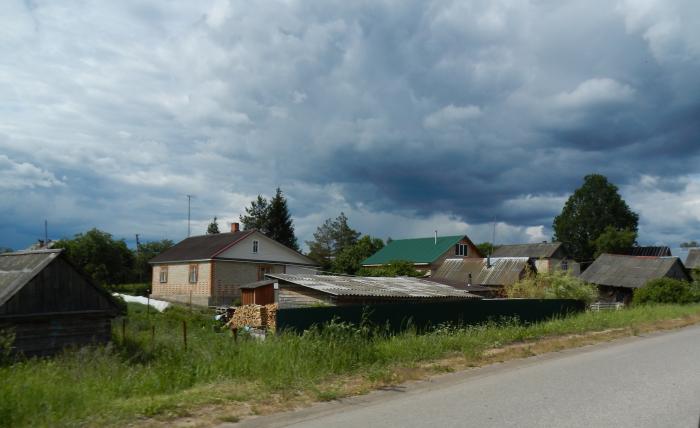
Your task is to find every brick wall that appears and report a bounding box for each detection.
[210,261,286,305]
[151,262,211,298]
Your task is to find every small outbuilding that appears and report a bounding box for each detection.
[432,257,532,290]
[684,248,700,271]
[0,249,123,356]
[579,253,691,304]
[267,273,481,309]
[239,279,276,306]
[491,242,578,274]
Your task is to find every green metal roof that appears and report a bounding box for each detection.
[362,235,465,265]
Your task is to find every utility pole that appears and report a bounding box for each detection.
[135,234,141,282]
[44,220,48,248]
[186,195,193,237]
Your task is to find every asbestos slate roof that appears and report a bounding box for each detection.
[0,250,62,306]
[150,231,253,263]
[433,257,530,286]
[579,254,689,289]
[362,235,467,265]
[685,248,700,269]
[267,273,480,299]
[492,242,563,258]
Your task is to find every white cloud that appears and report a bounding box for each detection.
[553,78,635,109]
[423,104,482,129]
[0,155,64,190]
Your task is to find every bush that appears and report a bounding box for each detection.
[633,278,697,305]
[108,283,150,296]
[505,270,598,305]
[357,260,422,277]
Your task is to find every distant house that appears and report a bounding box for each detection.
[580,254,690,304]
[431,257,531,291]
[267,273,481,309]
[361,234,482,274]
[0,249,123,356]
[491,242,578,274]
[149,223,317,307]
[684,248,700,270]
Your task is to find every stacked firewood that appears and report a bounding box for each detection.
[265,303,278,332]
[228,304,266,329]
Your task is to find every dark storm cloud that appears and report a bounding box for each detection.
[1,0,699,250]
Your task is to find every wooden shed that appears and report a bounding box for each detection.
[0,249,124,356]
[239,279,275,306]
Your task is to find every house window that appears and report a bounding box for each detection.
[561,260,568,271]
[253,240,259,254]
[159,266,168,283]
[189,264,198,283]
[455,244,468,256]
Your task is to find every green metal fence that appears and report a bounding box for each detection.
[276,299,586,333]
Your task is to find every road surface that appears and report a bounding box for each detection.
[232,325,700,428]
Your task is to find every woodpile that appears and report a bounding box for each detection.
[226,303,278,331]
[265,303,278,332]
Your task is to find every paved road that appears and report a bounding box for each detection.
[234,325,700,428]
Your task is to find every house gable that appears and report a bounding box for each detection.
[362,235,482,266]
[215,231,315,266]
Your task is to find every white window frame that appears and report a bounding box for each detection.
[252,240,259,254]
[188,264,198,283]
[159,266,168,283]
[455,243,468,257]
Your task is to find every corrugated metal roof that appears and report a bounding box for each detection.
[580,254,689,289]
[491,243,562,258]
[0,250,62,306]
[685,248,700,269]
[433,257,530,286]
[267,273,481,299]
[616,246,672,257]
[362,235,467,265]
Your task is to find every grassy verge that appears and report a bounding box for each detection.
[2,303,700,427]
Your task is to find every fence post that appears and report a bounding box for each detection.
[151,325,155,350]
[182,320,187,350]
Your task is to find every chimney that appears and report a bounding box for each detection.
[231,222,240,233]
[434,230,438,245]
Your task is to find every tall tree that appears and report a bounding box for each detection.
[53,228,134,285]
[306,217,335,271]
[306,213,361,270]
[331,212,360,254]
[207,217,220,234]
[332,235,385,275]
[553,174,639,261]
[266,188,299,250]
[240,195,270,233]
[592,226,637,257]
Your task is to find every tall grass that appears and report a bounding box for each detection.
[1,303,699,427]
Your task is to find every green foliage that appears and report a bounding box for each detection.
[133,239,173,283]
[331,235,385,275]
[553,174,639,262]
[109,283,150,297]
[0,247,13,254]
[476,242,496,257]
[632,278,698,305]
[2,302,700,427]
[240,195,270,232]
[505,270,598,304]
[267,188,299,250]
[54,228,134,285]
[240,189,299,250]
[0,329,14,365]
[357,260,422,277]
[306,212,361,271]
[206,217,220,234]
[593,226,637,257]
[680,241,698,248]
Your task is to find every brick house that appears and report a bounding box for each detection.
[149,224,317,306]
[361,234,483,275]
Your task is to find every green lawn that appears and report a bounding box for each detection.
[2,303,700,427]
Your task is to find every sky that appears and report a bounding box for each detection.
[1,0,699,255]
